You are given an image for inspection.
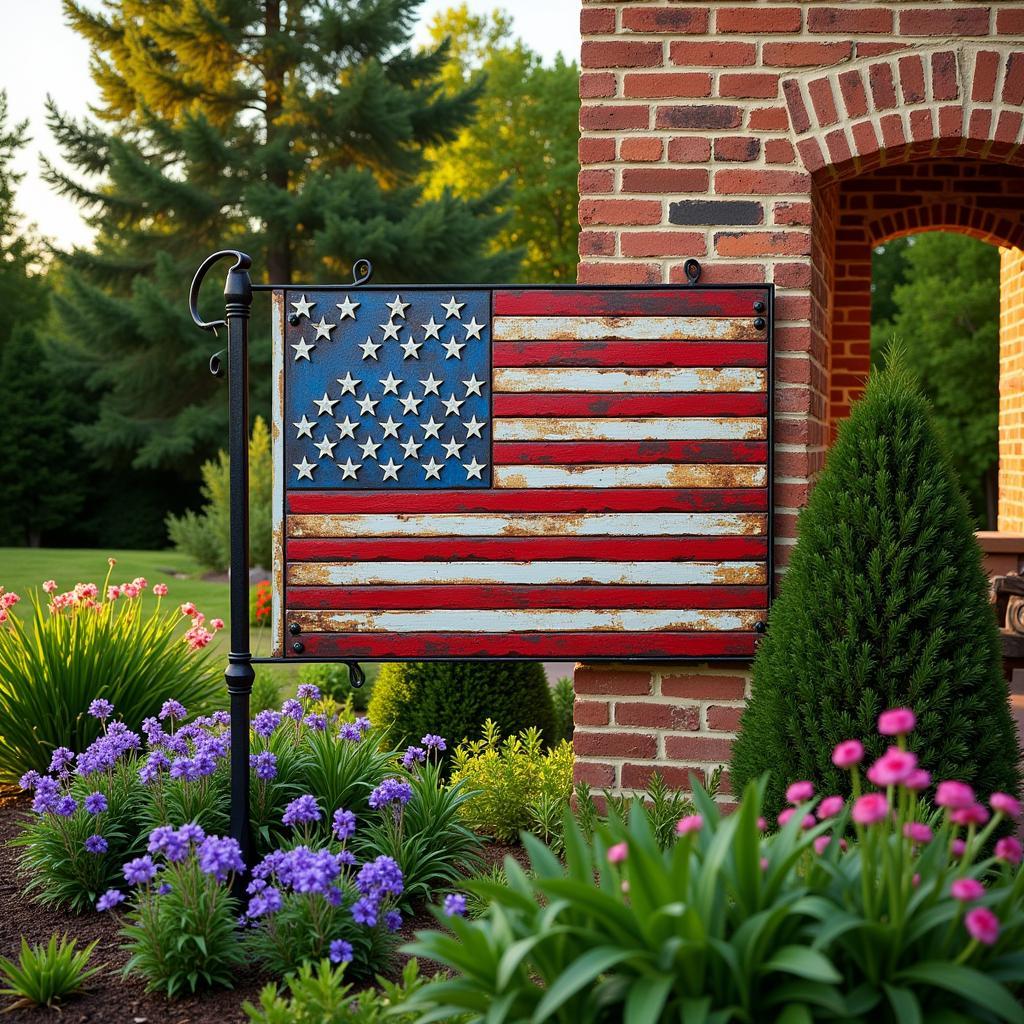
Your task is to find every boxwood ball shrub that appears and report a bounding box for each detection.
[732,355,1021,817]
[369,661,556,755]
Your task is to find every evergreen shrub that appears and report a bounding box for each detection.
[731,355,1021,815]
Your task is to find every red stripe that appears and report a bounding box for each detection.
[492,393,768,417]
[493,341,766,367]
[287,536,769,562]
[294,631,759,659]
[286,585,768,610]
[493,289,769,318]
[287,489,767,514]
[492,440,767,465]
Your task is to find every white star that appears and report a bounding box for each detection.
[290,294,314,319]
[359,337,381,360]
[400,336,423,360]
[420,372,443,396]
[399,391,422,416]
[400,434,422,460]
[335,416,358,439]
[314,434,336,459]
[337,372,360,396]
[386,295,410,319]
[463,457,486,480]
[379,416,401,439]
[464,317,484,340]
[463,416,485,438]
[421,417,442,440]
[336,296,359,320]
[442,435,464,459]
[380,320,401,341]
[293,415,316,439]
[441,295,464,319]
[421,317,442,340]
[357,394,379,417]
[462,374,484,397]
[441,393,464,417]
[313,392,338,416]
[337,458,361,480]
[293,456,316,480]
[442,337,465,360]
[380,458,403,482]
[312,316,335,340]
[379,372,402,395]
[292,338,314,361]
[358,434,381,461]
[423,457,443,481]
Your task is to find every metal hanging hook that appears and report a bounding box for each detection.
[347,661,365,689]
[683,258,702,285]
[351,258,373,287]
[188,251,254,378]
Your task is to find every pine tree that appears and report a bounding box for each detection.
[731,354,1021,816]
[47,0,517,475]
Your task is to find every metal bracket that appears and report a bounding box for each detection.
[187,249,253,378]
[683,258,702,285]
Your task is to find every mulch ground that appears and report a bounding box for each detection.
[0,790,524,1022]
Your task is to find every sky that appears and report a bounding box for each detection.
[0,0,581,250]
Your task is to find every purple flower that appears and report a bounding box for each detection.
[197,835,245,882]
[85,834,108,855]
[338,849,356,867]
[332,808,357,841]
[402,746,426,768]
[148,825,189,862]
[76,726,140,775]
[369,778,413,811]
[178,823,206,845]
[123,856,157,885]
[211,710,230,727]
[49,747,75,776]
[157,883,172,896]
[421,734,446,752]
[138,751,170,785]
[329,939,353,964]
[97,888,124,912]
[84,792,108,815]
[169,757,201,782]
[356,855,404,899]
[304,713,328,731]
[245,884,282,918]
[18,770,40,792]
[31,777,60,814]
[55,796,78,817]
[297,684,321,701]
[351,896,378,926]
[384,909,402,933]
[250,751,278,780]
[444,893,467,917]
[88,698,114,720]
[281,699,303,721]
[325,885,344,907]
[338,722,361,742]
[283,794,322,828]
[252,710,282,737]
[159,700,187,722]
[355,717,371,734]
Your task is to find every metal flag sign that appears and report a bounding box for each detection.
[271,263,773,663]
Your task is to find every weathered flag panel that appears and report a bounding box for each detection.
[271,284,772,661]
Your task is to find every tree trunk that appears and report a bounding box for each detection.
[264,0,291,284]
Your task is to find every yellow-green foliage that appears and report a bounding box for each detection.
[449,720,573,842]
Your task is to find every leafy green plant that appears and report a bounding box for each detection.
[732,354,1021,817]
[244,957,429,1024]
[0,568,220,781]
[551,675,574,741]
[450,720,574,842]
[369,661,557,758]
[251,668,281,714]
[0,934,103,1010]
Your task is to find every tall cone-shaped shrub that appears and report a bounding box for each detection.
[731,354,1021,814]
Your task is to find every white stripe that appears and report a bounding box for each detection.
[492,464,767,488]
[492,316,760,342]
[289,608,762,633]
[289,560,766,586]
[288,512,766,538]
[493,418,766,442]
[492,367,766,393]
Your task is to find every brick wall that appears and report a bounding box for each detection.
[1001,246,1024,531]
[575,1,1024,795]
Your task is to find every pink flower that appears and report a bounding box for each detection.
[211,618,225,631]
[757,816,767,832]
[995,837,1022,865]
[759,857,769,872]
[903,822,933,844]
[106,586,120,601]
[777,808,796,827]
[801,814,816,829]
[2,592,21,608]
[878,707,916,736]
[951,838,966,857]
[77,583,98,599]
[184,626,214,650]
[107,558,116,567]
[951,878,985,902]
[121,583,140,599]
[832,740,864,769]
[964,906,1000,946]
[180,602,198,617]
[607,842,628,864]
[153,584,168,597]
[912,873,921,888]
[936,781,975,809]
[817,795,845,820]
[42,580,57,593]
[814,835,831,855]
[0,609,7,624]
[132,577,147,590]
[851,792,889,825]
[675,815,703,835]
[867,746,918,787]
[904,769,931,792]
[950,803,990,827]
[786,781,814,804]
[990,792,1022,820]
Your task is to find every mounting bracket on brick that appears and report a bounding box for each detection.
[683,258,702,284]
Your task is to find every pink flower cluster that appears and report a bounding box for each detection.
[0,589,20,624]
[107,576,149,601]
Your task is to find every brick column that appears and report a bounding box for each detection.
[1000,247,1024,531]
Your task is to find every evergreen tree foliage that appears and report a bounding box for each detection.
[731,354,1021,816]
[48,0,518,477]
[422,5,580,282]
[368,661,557,757]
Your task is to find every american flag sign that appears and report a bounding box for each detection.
[271,284,773,661]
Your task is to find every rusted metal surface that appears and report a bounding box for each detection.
[270,289,286,657]
[492,315,764,341]
[492,366,767,393]
[490,464,767,489]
